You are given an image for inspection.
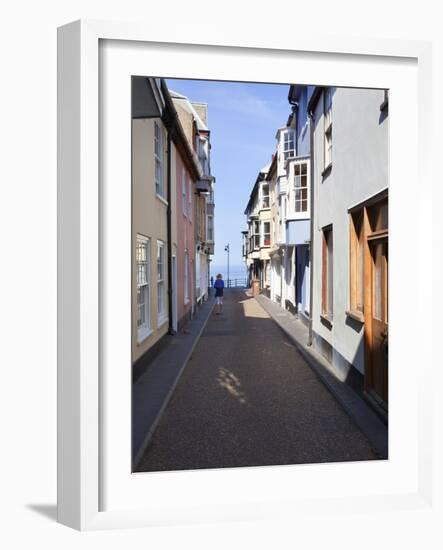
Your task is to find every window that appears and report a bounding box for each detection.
[263,221,271,247]
[324,88,332,169]
[294,161,308,213]
[182,168,187,216]
[136,235,151,341]
[207,215,214,242]
[154,121,164,197]
[188,179,193,219]
[283,130,295,160]
[349,211,365,315]
[347,194,388,323]
[157,241,166,322]
[367,198,388,234]
[184,250,189,303]
[262,184,270,209]
[253,220,260,249]
[322,226,333,320]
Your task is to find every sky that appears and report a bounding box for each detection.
[166,78,292,268]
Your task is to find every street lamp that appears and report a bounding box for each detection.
[224,243,230,288]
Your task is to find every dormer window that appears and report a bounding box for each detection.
[283,130,295,160]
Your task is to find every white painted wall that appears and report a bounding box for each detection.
[311,87,389,375]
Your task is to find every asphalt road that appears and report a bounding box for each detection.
[136,289,377,472]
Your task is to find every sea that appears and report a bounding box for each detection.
[210,264,248,285]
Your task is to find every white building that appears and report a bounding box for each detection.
[269,85,313,321]
[244,164,272,291]
[309,86,389,417]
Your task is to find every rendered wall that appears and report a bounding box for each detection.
[311,87,388,377]
[132,118,169,362]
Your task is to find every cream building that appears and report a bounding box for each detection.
[132,79,171,369]
[244,164,272,292]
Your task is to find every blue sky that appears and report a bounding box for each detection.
[166,78,292,267]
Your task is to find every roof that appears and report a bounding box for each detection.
[169,89,208,131]
[159,81,202,181]
[244,162,272,214]
[307,86,324,114]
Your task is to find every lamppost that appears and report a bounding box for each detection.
[224,243,230,288]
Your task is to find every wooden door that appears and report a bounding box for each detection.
[369,238,388,406]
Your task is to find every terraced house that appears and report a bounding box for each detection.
[244,164,272,292]
[309,86,389,417]
[170,91,215,307]
[131,78,215,379]
[242,83,388,420]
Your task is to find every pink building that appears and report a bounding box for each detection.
[175,151,196,329]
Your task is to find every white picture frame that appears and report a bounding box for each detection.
[57,19,434,531]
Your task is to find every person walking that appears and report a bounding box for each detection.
[213,273,225,315]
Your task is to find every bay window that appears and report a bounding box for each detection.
[283,130,295,161]
[294,161,308,214]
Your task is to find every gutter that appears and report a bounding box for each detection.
[166,131,174,334]
[159,78,201,335]
[307,106,315,347]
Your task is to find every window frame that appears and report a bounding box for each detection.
[188,178,193,220]
[349,210,365,320]
[323,88,333,172]
[207,214,214,242]
[253,220,260,249]
[347,192,388,324]
[154,120,165,198]
[293,159,310,217]
[321,225,333,324]
[262,183,270,209]
[262,221,271,247]
[182,167,187,217]
[184,249,189,304]
[156,240,167,325]
[136,235,152,342]
[283,129,295,161]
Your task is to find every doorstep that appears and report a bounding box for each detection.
[255,293,388,459]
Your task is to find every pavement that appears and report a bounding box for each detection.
[135,289,379,472]
[132,296,214,465]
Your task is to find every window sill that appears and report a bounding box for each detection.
[156,194,168,206]
[321,163,332,179]
[320,313,333,329]
[137,325,153,344]
[345,309,365,323]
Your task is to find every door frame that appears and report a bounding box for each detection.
[362,203,388,410]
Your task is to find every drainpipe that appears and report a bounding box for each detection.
[307,109,315,346]
[166,130,174,335]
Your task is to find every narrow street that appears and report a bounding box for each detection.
[136,289,377,472]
